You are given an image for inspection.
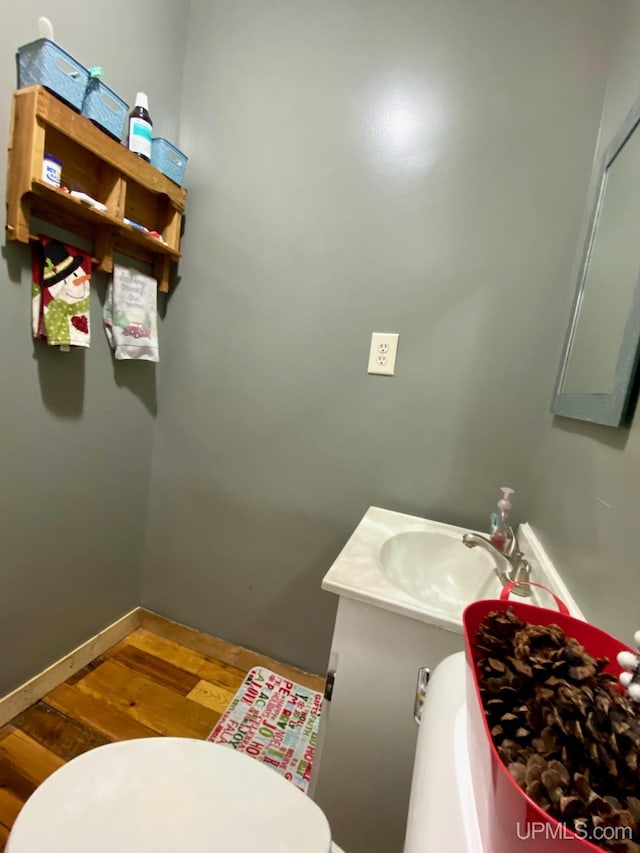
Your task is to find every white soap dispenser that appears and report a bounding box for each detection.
[490,486,514,551]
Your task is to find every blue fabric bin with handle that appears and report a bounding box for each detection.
[151,138,188,186]
[17,38,89,111]
[81,78,129,141]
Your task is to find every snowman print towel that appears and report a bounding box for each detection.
[32,237,92,350]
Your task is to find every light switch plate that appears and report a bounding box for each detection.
[367,332,399,376]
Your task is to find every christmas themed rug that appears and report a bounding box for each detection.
[206,666,323,794]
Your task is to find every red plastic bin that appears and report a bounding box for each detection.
[463,582,636,853]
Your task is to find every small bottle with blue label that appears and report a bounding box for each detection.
[127,92,152,162]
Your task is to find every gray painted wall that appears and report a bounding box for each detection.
[0,0,189,694]
[143,0,617,673]
[2,1,630,693]
[529,0,640,644]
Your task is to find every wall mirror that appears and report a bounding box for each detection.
[552,96,640,427]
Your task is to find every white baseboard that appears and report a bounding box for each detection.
[0,607,143,728]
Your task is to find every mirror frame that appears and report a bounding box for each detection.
[551,96,640,427]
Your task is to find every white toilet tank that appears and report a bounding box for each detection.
[403,652,484,853]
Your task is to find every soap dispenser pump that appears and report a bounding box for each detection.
[490,487,514,551]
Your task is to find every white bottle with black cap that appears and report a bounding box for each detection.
[127,92,153,161]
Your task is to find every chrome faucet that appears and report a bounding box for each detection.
[462,527,532,596]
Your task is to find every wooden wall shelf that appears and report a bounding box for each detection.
[6,86,187,292]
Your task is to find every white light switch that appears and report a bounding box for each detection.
[367,332,399,376]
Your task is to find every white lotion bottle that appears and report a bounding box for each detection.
[490,487,515,551]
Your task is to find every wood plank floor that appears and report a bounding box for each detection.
[0,624,325,849]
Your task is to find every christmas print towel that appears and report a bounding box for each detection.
[103,264,159,361]
[32,237,91,349]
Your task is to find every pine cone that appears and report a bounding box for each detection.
[474,609,640,851]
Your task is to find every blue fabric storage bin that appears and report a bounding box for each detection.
[151,138,188,186]
[16,38,89,111]
[81,78,128,141]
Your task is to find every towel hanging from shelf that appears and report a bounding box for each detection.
[31,236,91,351]
[103,264,159,362]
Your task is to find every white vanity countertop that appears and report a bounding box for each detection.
[321,506,584,632]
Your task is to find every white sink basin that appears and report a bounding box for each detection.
[380,531,502,612]
[322,506,582,631]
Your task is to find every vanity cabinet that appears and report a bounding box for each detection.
[6,86,186,292]
[310,594,465,853]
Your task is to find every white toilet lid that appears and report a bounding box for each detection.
[7,737,333,853]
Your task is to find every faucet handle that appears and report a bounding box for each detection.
[503,526,519,557]
[513,553,530,579]
[509,552,532,596]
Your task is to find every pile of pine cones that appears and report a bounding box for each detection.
[475,609,640,852]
